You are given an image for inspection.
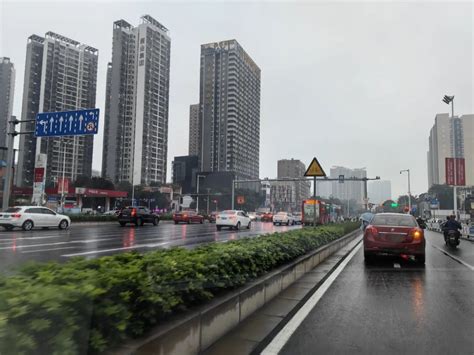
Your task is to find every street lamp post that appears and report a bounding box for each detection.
[400,169,411,213]
[443,95,458,218]
[196,174,205,213]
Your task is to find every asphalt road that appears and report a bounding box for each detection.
[278,230,474,354]
[0,221,300,273]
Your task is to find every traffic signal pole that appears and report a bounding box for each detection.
[2,118,35,211]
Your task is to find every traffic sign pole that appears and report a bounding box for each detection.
[313,176,317,227]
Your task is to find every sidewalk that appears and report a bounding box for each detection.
[201,236,362,355]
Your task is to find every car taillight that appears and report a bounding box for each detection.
[131,208,137,217]
[410,228,423,240]
[366,226,378,237]
[11,213,21,218]
[183,214,188,218]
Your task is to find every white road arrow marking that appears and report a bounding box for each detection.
[59,116,64,131]
[69,115,73,131]
[49,117,54,132]
[78,115,84,131]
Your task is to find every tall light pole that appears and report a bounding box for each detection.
[196,174,205,213]
[443,94,458,218]
[400,169,411,213]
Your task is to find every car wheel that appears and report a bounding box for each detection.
[3,226,13,231]
[22,220,34,231]
[247,221,251,229]
[417,254,425,265]
[58,219,69,230]
[217,225,222,231]
[364,250,375,264]
[235,222,241,231]
[200,219,203,224]
[119,222,126,227]
[187,220,190,224]
[273,222,276,225]
[153,217,159,226]
[174,221,178,225]
[287,221,290,226]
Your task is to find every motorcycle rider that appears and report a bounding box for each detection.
[442,215,462,243]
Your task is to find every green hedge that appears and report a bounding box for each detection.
[0,222,358,354]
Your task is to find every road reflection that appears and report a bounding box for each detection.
[122,228,135,247]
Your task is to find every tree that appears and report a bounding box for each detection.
[73,174,91,188]
[90,177,114,190]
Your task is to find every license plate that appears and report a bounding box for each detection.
[221,217,227,220]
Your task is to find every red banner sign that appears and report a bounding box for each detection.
[455,158,465,186]
[57,178,70,194]
[445,157,466,186]
[34,167,45,183]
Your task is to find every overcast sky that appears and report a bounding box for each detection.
[1,0,473,198]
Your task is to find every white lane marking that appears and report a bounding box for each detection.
[21,246,78,254]
[61,241,171,257]
[261,240,363,355]
[431,244,474,271]
[394,263,401,269]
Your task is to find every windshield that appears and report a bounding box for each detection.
[5,208,21,213]
[371,215,417,227]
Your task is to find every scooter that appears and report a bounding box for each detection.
[445,229,460,248]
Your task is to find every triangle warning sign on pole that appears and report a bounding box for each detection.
[304,157,326,177]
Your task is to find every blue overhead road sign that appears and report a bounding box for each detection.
[35,108,99,137]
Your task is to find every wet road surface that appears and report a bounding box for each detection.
[278,230,474,354]
[0,221,300,272]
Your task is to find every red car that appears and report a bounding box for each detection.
[173,211,204,224]
[364,213,425,264]
[261,212,273,222]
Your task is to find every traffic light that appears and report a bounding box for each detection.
[391,203,398,208]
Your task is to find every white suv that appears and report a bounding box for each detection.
[216,210,251,231]
[273,212,295,226]
[0,206,71,231]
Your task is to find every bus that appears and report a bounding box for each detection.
[302,199,330,225]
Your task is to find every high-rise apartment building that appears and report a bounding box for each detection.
[0,58,15,151]
[277,159,310,206]
[427,113,474,187]
[198,39,261,180]
[102,15,171,185]
[188,104,199,156]
[368,180,392,204]
[16,33,98,187]
[172,155,198,194]
[330,166,367,203]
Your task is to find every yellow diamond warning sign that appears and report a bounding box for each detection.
[304,157,326,177]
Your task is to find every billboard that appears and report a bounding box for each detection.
[445,158,465,186]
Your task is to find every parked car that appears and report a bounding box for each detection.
[248,212,257,222]
[118,206,160,226]
[363,213,425,264]
[0,206,71,231]
[209,211,218,223]
[273,212,295,226]
[261,212,273,222]
[103,209,121,216]
[173,211,204,224]
[293,212,303,224]
[216,210,251,230]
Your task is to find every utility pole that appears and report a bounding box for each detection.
[2,118,35,210]
[400,169,411,213]
[206,188,210,215]
[196,174,205,213]
[443,95,458,218]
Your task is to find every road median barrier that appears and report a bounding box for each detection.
[0,222,358,355]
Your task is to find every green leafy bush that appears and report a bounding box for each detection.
[0,222,358,354]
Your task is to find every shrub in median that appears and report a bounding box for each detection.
[0,222,358,354]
